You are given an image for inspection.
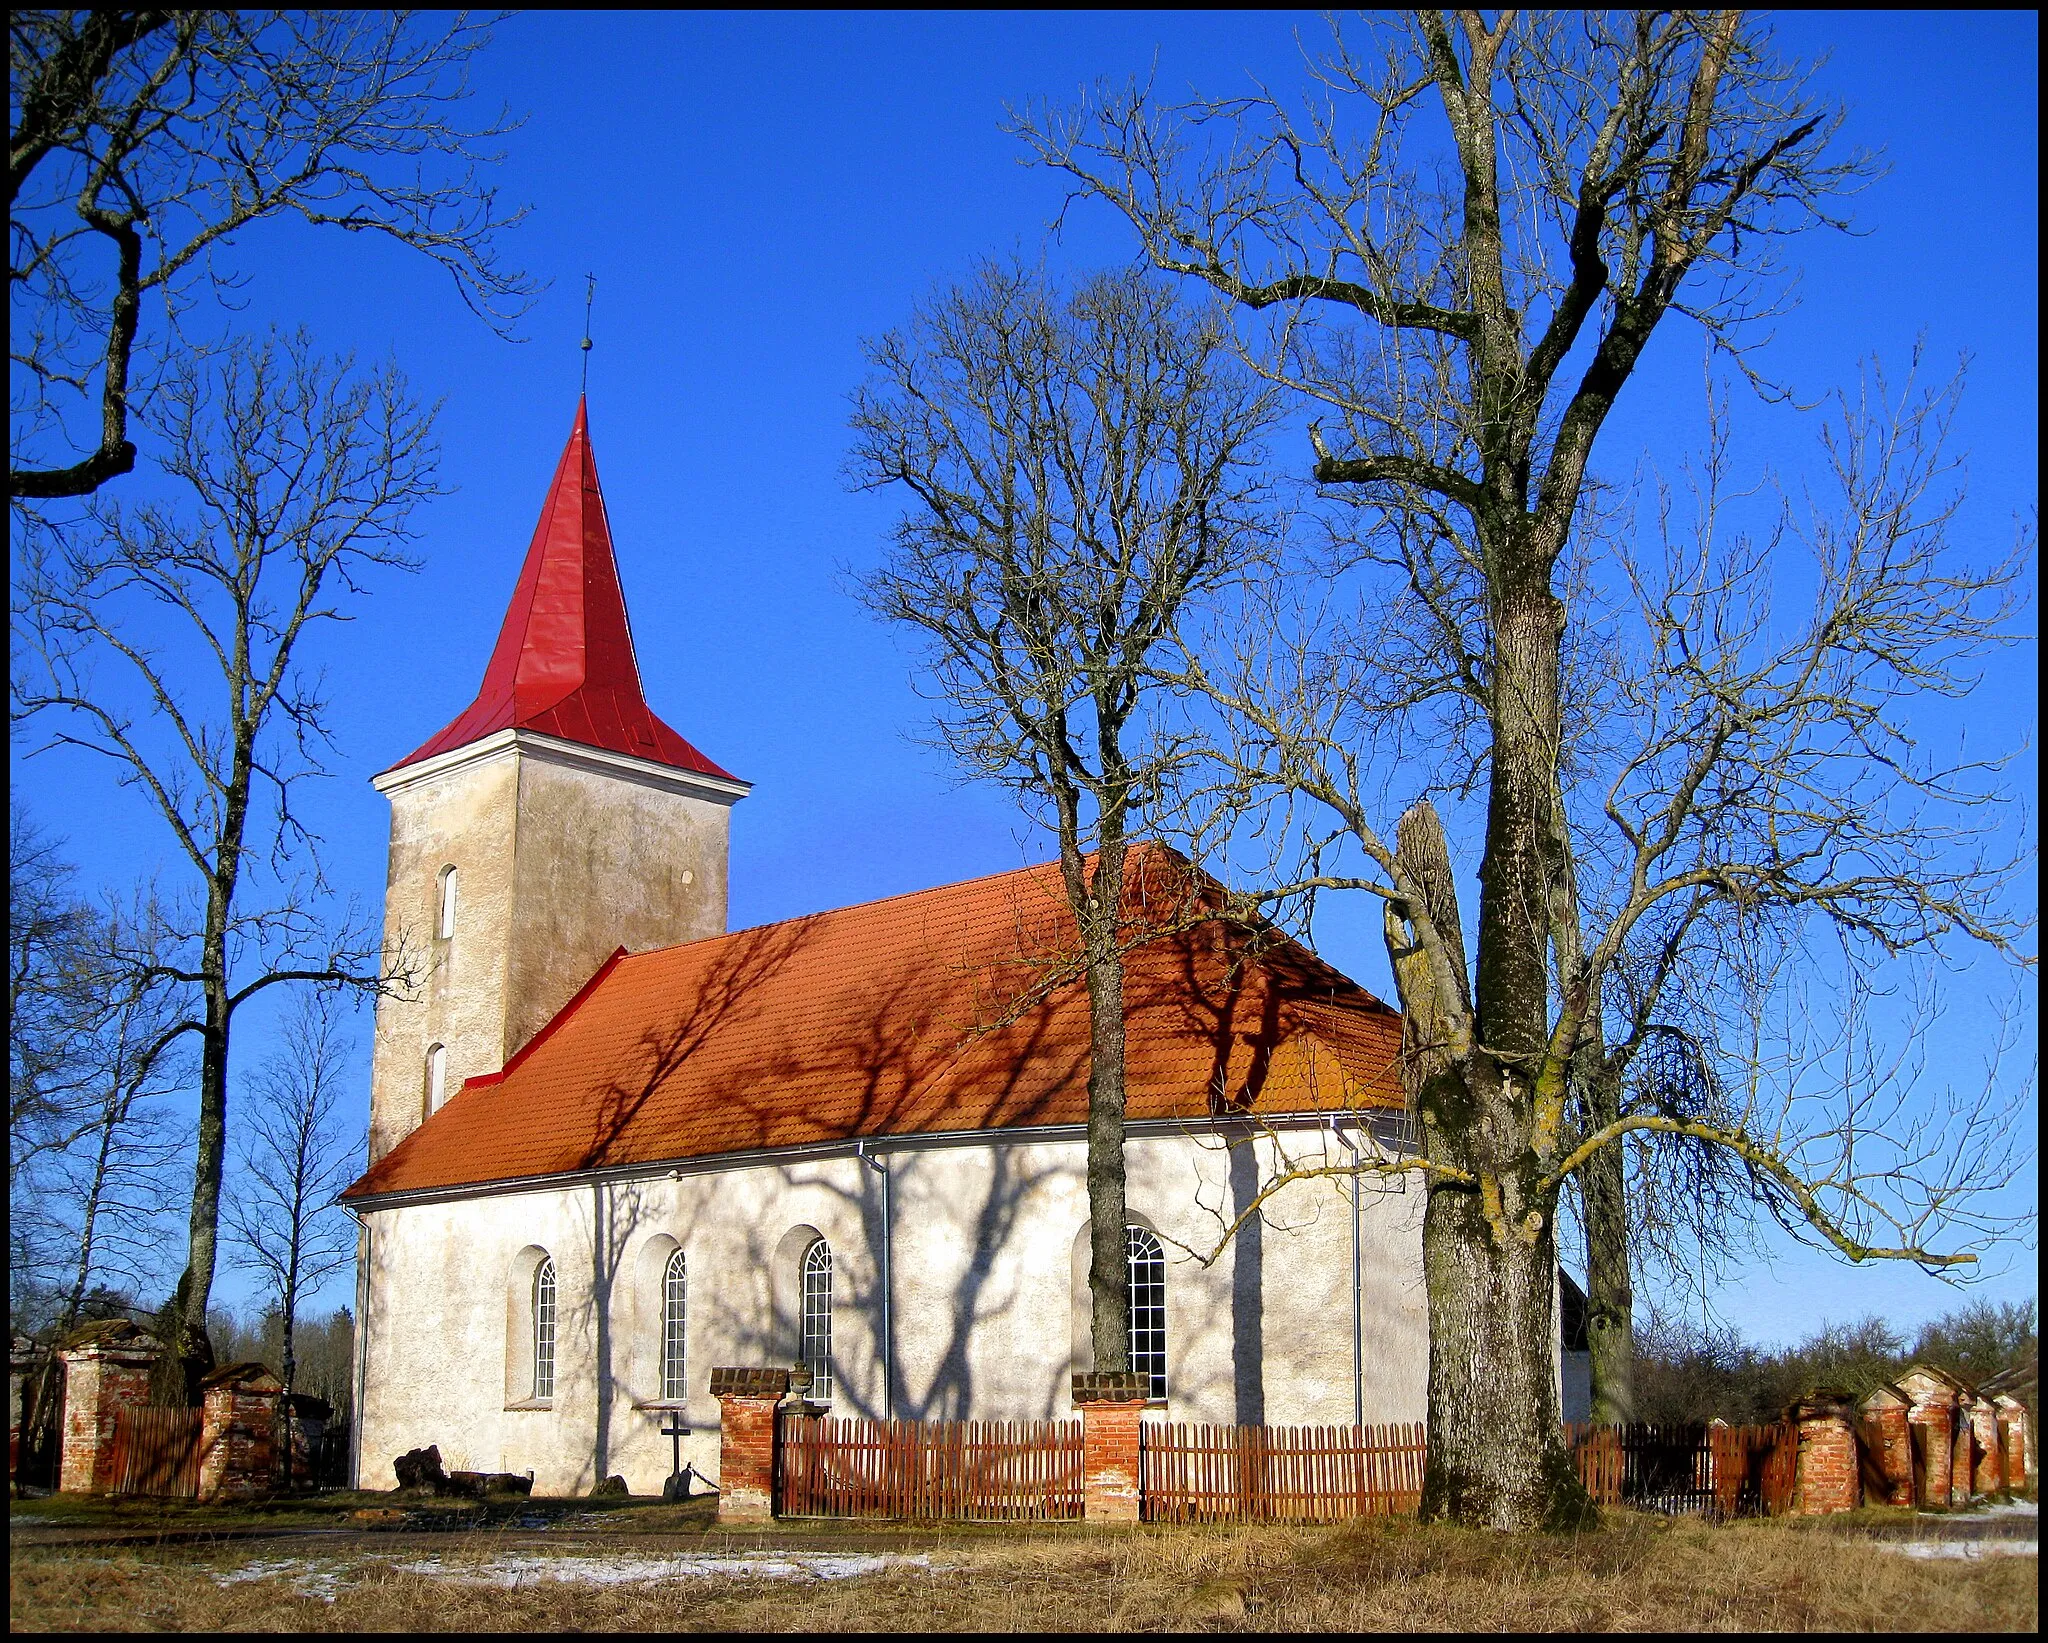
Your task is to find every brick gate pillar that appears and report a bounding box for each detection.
[1994,1396,2030,1493]
[710,1368,790,1524]
[198,1362,282,1502]
[56,1322,159,1495]
[1949,1399,1976,1506]
[1965,1396,2002,1499]
[1788,1391,1859,1515]
[1073,1371,1151,1524]
[1857,1386,1914,1508]
[1898,1368,1960,1510]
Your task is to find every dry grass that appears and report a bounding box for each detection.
[9,1511,2035,1632]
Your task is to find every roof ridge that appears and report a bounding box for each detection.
[620,839,1215,965]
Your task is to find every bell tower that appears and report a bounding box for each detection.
[366,400,748,1163]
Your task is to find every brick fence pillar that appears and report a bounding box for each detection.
[1073,1371,1151,1524]
[198,1363,282,1503]
[1788,1391,1860,1515]
[1994,1396,2030,1493]
[1899,1370,1959,1510]
[1966,1396,2002,1498]
[56,1322,159,1495]
[710,1368,791,1524]
[1857,1386,1914,1508]
[1949,1401,1976,1506]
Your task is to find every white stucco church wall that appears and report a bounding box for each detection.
[353,1121,1427,1495]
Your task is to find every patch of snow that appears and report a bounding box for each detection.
[393,1550,934,1587]
[213,1557,350,1604]
[1880,1539,2037,1561]
[1949,1500,2038,1521]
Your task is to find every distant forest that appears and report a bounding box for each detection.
[1633,1298,2036,1426]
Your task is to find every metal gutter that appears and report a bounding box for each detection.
[343,1109,1416,1215]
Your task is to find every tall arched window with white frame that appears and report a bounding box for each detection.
[425,1044,446,1116]
[800,1239,833,1403]
[532,1257,556,1401]
[1126,1226,1167,1400]
[661,1249,688,1403]
[437,864,459,939]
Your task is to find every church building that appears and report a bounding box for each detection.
[341,404,1436,1495]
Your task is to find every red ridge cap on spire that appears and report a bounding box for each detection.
[389,399,737,781]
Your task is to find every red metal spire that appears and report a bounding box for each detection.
[391,400,736,780]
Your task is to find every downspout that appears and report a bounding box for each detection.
[340,1198,368,1490]
[856,1141,892,1420]
[1331,1119,1363,1428]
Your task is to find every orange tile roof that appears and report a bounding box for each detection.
[345,846,1403,1201]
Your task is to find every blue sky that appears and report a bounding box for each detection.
[13,11,2036,1341]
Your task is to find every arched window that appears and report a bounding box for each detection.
[1127,1226,1167,1400]
[800,1240,833,1404]
[425,1044,447,1115]
[661,1249,688,1403]
[437,865,459,939]
[532,1257,556,1400]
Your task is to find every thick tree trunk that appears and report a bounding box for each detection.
[1081,835,1131,1374]
[1581,1057,1635,1424]
[174,981,228,1402]
[1386,568,1592,1528]
[1419,1169,1581,1527]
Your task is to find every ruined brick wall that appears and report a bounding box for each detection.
[197,1374,280,1503]
[1858,1400,1914,1508]
[1790,1399,1859,1516]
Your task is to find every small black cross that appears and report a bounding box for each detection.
[660,1411,692,1489]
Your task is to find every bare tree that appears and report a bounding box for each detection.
[223,989,358,1403]
[12,328,436,1396]
[35,935,189,1332]
[7,825,188,1479]
[850,262,1280,1376]
[1016,12,2033,1527]
[10,8,530,499]
[8,804,104,1182]
[9,810,187,1316]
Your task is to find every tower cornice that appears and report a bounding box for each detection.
[372,726,751,807]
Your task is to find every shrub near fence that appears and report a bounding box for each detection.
[778,1415,1083,1521]
[1142,1422,1426,1523]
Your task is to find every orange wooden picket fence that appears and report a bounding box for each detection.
[777,1414,1083,1521]
[774,1413,1798,1523]
[108,1407,203,1499]
[1141,1421,1426,1522]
